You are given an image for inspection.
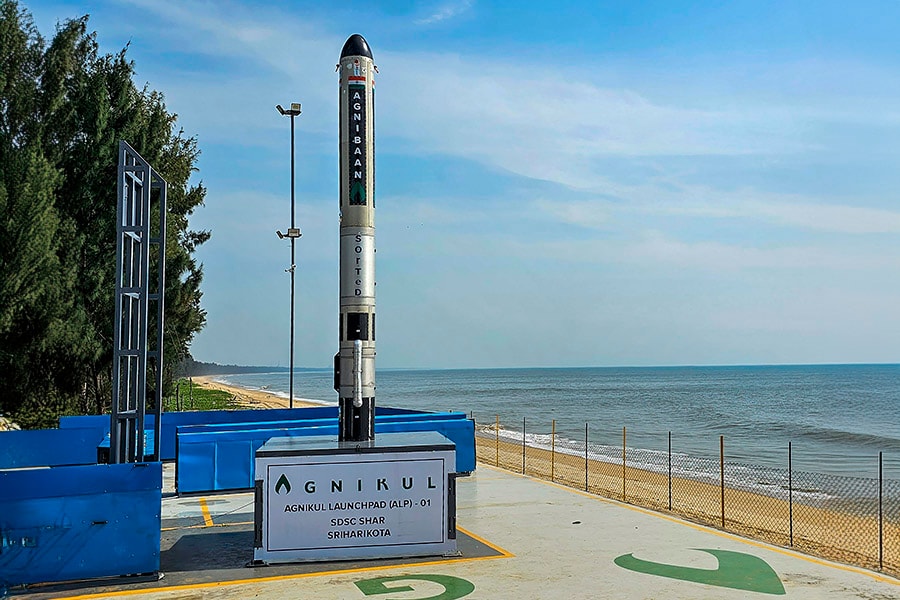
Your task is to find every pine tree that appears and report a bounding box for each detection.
[0,0,208,426]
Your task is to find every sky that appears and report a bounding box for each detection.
[27,0,900,369]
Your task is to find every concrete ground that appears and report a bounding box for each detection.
[22,465,900,600]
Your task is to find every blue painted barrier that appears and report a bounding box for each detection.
[174,412,466,492]
[0,428,106,469]
[176,418,475,493]
[0,462,162,588]
[61,408,335,461]
[96,430,157,463]
[175,410,466,435]
[0,406,467,586]
[60,406,422,461]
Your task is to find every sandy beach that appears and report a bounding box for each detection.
[188,376,898,577]
[191,375,328,409]
[475,430,899,577]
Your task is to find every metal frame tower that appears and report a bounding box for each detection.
[110,141,167,463]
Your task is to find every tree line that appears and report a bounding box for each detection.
[1,1,208,428]
[181,358,293,376]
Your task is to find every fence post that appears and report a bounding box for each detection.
[522,417,526,475]
[622,426,627,502]
[789,442,793,546]
[720,435,725,529]
[551,419,556,482]
[584,422,589,492]
[668,431,672,511]
[879,451,884,571]
[495,415,500,467]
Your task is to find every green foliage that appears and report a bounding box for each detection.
[164,379,238,412]
[0,1,209,428]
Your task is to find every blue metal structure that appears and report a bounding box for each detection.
[60,406,425,461]
[0,426,164,590]
[176,411,464,434]
[0,462,162,589]
[0,428,106,469]
[0,406,474,587]
[176,416,475,493]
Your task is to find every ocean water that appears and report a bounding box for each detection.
[215,364,900,487]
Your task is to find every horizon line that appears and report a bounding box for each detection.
[193,361,900,373]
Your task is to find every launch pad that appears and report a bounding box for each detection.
[14,465,900,600]
[253,432,458,564]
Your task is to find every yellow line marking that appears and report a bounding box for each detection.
[482,463,900,587]
[198,498,214,527]
[159,521,513,555]
[458,525,515,558]
[159,520,515,560]
[161,520,253,532]
[54,526,512,600]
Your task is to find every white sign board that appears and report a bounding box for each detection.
[254,433,457,563]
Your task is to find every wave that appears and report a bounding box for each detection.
[763,421,900,450]
[481,426,876,502]
[220,368,900,493]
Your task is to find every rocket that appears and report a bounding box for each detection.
[335,34,376,442]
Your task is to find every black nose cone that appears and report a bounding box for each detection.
[341,34,373,60]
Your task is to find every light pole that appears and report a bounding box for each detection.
[276,103,302,409]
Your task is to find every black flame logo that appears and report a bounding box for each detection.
[275,474,291,495]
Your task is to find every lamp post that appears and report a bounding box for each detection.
[276,103,302,409]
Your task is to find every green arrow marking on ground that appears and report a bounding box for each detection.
[614,548,786,595]
[275,474,291,495]
[355,574,475,600]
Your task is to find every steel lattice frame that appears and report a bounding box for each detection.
[110,140,167,463]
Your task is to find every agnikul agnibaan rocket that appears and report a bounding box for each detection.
[335,34,376,442]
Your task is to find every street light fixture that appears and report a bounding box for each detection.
[276,103,301,117]
[276,228,302,240]
[276,102,301,409]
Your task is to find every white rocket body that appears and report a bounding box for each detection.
[336,34,376,441]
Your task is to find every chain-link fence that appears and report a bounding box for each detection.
[474,416,900,578]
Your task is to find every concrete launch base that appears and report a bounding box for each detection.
[253,432,458,563]
[14,464,900,600]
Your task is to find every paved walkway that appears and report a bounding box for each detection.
[38,465,900,599]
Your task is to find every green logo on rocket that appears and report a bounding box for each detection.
[275,474,291,495]
[350,181,366,205]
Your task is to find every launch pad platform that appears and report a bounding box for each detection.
[14,463,900,600]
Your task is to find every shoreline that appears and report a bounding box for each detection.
[475,432,898,574]
[190,375,332,410]
[191,375,896,574]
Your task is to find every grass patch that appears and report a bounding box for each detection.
[164,379,239,411]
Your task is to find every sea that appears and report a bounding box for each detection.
[212,364,900,495]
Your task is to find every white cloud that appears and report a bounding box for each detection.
[638,185,900,234]
[116,1,900,199]
[117,0,342,141]
[415,0,473,25]
[532,198,611,230]
[96,1,900,366]
[535,191,900,235]
[628,232,835,270]
[498,229,900,272]
[737,200,900,234]
[375,55,827,193]
[113,3,805,175]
